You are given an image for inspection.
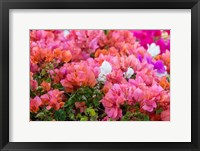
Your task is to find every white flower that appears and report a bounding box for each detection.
[147,43,160,57]
[156,71,168,77]
[98,74,107,82]
[100,61,112,75]
[64,30,70,37]
[98,61,112,82]
[124,67,134,79]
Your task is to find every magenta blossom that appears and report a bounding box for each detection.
[153,60,165,73]
[142,99,157,112]
[156,39,170,53]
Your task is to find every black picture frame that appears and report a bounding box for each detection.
[0,0,200,151]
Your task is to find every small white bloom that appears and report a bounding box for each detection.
[64,30,70,37]
[124,67,134,79]
[97,74,107,82]
[156,71,168,77]
[100,61,112,75]
[98,61,112,82]
[147,43,160,57]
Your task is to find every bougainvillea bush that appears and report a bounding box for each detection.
[30,30,170,121]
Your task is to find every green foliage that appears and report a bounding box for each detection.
[122,103,150,121]
[76,113,82,119]
[63,86,104,121]
[104,30,109,35]
[35,86,45,95]
[53,83,64,91]
[69,113,75,120]
[143,115,150,121]
[131,73,137,79]
[30,90,36,98]
[90,53,95,58]
[65,86,103,108]
[41,69,47,76]
[86,108,96,117]
[46,77,51,83]
[31,85,105,121]
[54,109,67,121]
[122,112,132,121]
[93,89,103,107]
[134,102,140,110]
[34,109,53,121]
[35,112,45,119]
[32,62,55,86]
[156,108,163,115]
[80,116,88,121]
[122,112,143,121]
[167,75,170,82]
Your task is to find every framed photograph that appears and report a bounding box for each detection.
[0,0,200,150]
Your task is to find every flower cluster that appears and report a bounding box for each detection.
[30,29,170,121]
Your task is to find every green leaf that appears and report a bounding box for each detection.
[122,116,129,121]
[90,116,98,121]
[90,53,95,58]
[35,112,45,119]
[80,116,88,121]
[134,102,140,109]
[156,108,163,115]
[122,112,131,121]
[167,75,170,82]
[65,94,77,107]
[109,118,113,121]
[41,69,46,76]
[69,113,75,120]
[104,30,109,35]
[131,73,136,79]
[37,86,43,91]
[143,115,150,121]
[76,113,82,119]
[93,99,100,107]
[54,110,66,121]
[86,108,96,117]
[53,84,64,91]
[30,90,36,98]
[46,77,51,83]
[48,63,54,70]
[46,116,53,121]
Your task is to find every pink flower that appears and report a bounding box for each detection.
[131,30,162,49]
[142,99,157,112]
[105,107,123,120]
[65,30,106,61]
[101,84,126,120]
[156,39,170,53]
[75,102,87,113]
[150,84,163,97]
[40,94,50,105]
[40,81,51,92]
[30,63,39,73]
[106,69,127,84]
[44,89,65,110]
[161,109,170,121]
[102,81,113,94]
[30,96,42,113]
[30,80,38,91]
[133,88,144,102]
[107,30,136,49]
[50,68,66,84]
[136,61,157,86]
[30,30,170,121]
[60,62,97,92]
[102,116,110,121]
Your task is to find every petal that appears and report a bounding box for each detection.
[142,105,153,112]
